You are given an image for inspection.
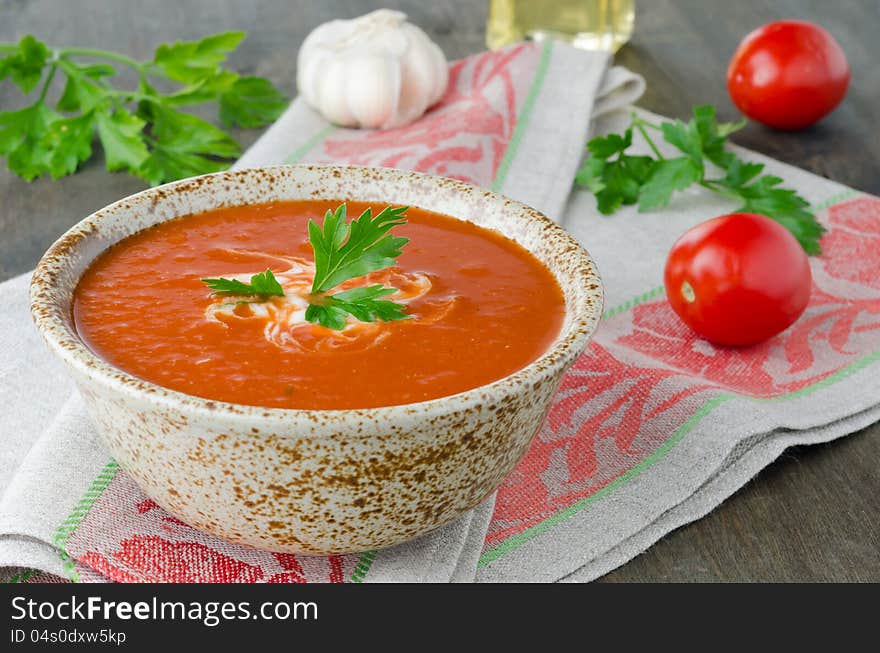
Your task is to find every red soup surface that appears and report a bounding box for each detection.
[73,201,565,409]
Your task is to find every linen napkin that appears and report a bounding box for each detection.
[478,109,880,581]
[0,41,646,583]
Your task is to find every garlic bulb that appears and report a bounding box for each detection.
[297,9,449,130]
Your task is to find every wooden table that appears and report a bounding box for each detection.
[1,0,877,581]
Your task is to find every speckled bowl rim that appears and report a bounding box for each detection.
[30,165,604,432]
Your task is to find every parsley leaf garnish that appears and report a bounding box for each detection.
[575,105,826,254]
[305,285,409,331]
[308,204,409,293]
[202,269,284,298]
[200,205,412,331]
[0,33,287,184]
[306,205,411,329]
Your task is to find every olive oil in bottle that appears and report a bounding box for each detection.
[486,0,635,52]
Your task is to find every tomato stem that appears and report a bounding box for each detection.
[680,280,696,303]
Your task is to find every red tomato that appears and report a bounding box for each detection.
[727,20,850,130]
[664,213,812,346]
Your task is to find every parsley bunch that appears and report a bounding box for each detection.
[0,33,287,184]
[203,204,411,331]
[576,105,826,254]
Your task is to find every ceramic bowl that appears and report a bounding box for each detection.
[30,165,603,554]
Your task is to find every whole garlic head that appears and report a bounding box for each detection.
[297,9,449,129]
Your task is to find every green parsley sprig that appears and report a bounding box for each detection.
[202,204,412,331]
[0,33,287,184]
[202,269,284,298]
[575,105,826,254]
[306,204,410,329]
[305,285,409,331]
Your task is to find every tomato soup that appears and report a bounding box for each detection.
[73,201,565,409]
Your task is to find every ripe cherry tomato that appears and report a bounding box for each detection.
[664,213,812,346]
[727,20,850,130]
